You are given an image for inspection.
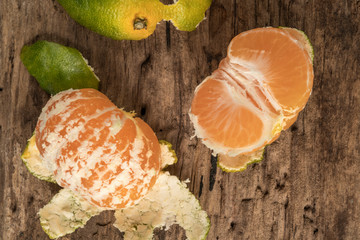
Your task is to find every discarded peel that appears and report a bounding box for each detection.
[114,172,210,240]
[159,140,178,169]
[190,27,314,171]
[56,0,212,40]
[166,0,213,32]
[39,189,101,239]
[21,41,99,95]
[21,134,56,183]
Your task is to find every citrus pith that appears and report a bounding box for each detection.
[21,134,56,183]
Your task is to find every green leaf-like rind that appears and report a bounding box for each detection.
[21,134,56,183]
[21,41,99,95]
[39,189,102,239]
[114,172,210,240]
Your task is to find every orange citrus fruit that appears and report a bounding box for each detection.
[36,88,161,209]
[190,27,314,160]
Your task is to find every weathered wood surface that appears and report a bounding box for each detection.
[1,0,359,239]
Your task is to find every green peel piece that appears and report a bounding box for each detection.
[21,41,99,95]
[159,140,178,169]
[218,147,265,172]
[114,172,210,240]
[39,189,102,239]
[21,134,56,183]
[166,0,212,31]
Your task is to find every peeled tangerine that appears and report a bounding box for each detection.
[36,88,161,209]
[22,88,209,239]
[190,27,314,172]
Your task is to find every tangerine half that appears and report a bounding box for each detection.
[36,88,161,209]
[190,27,314,159]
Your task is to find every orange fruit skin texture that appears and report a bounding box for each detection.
[36,89,161,209]
[190,27,314,156]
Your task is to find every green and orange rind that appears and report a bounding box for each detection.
[165,0,213,31]
[56,0,212,40]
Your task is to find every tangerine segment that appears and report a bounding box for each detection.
[228,28,313,116]
[134,118,161,171]
[216,58,281,116]
[190,77,276,154]
[280,27,314,62]
[36,89,161,209]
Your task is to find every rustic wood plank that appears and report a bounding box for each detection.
[1,0,359,239]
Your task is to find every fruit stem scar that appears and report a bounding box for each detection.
[134,18,147,30]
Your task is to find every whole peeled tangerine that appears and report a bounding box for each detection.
[35,88,161,209]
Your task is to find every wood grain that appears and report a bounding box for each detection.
[1,0,359,239]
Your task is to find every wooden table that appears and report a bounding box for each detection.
[1,1,359,239]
